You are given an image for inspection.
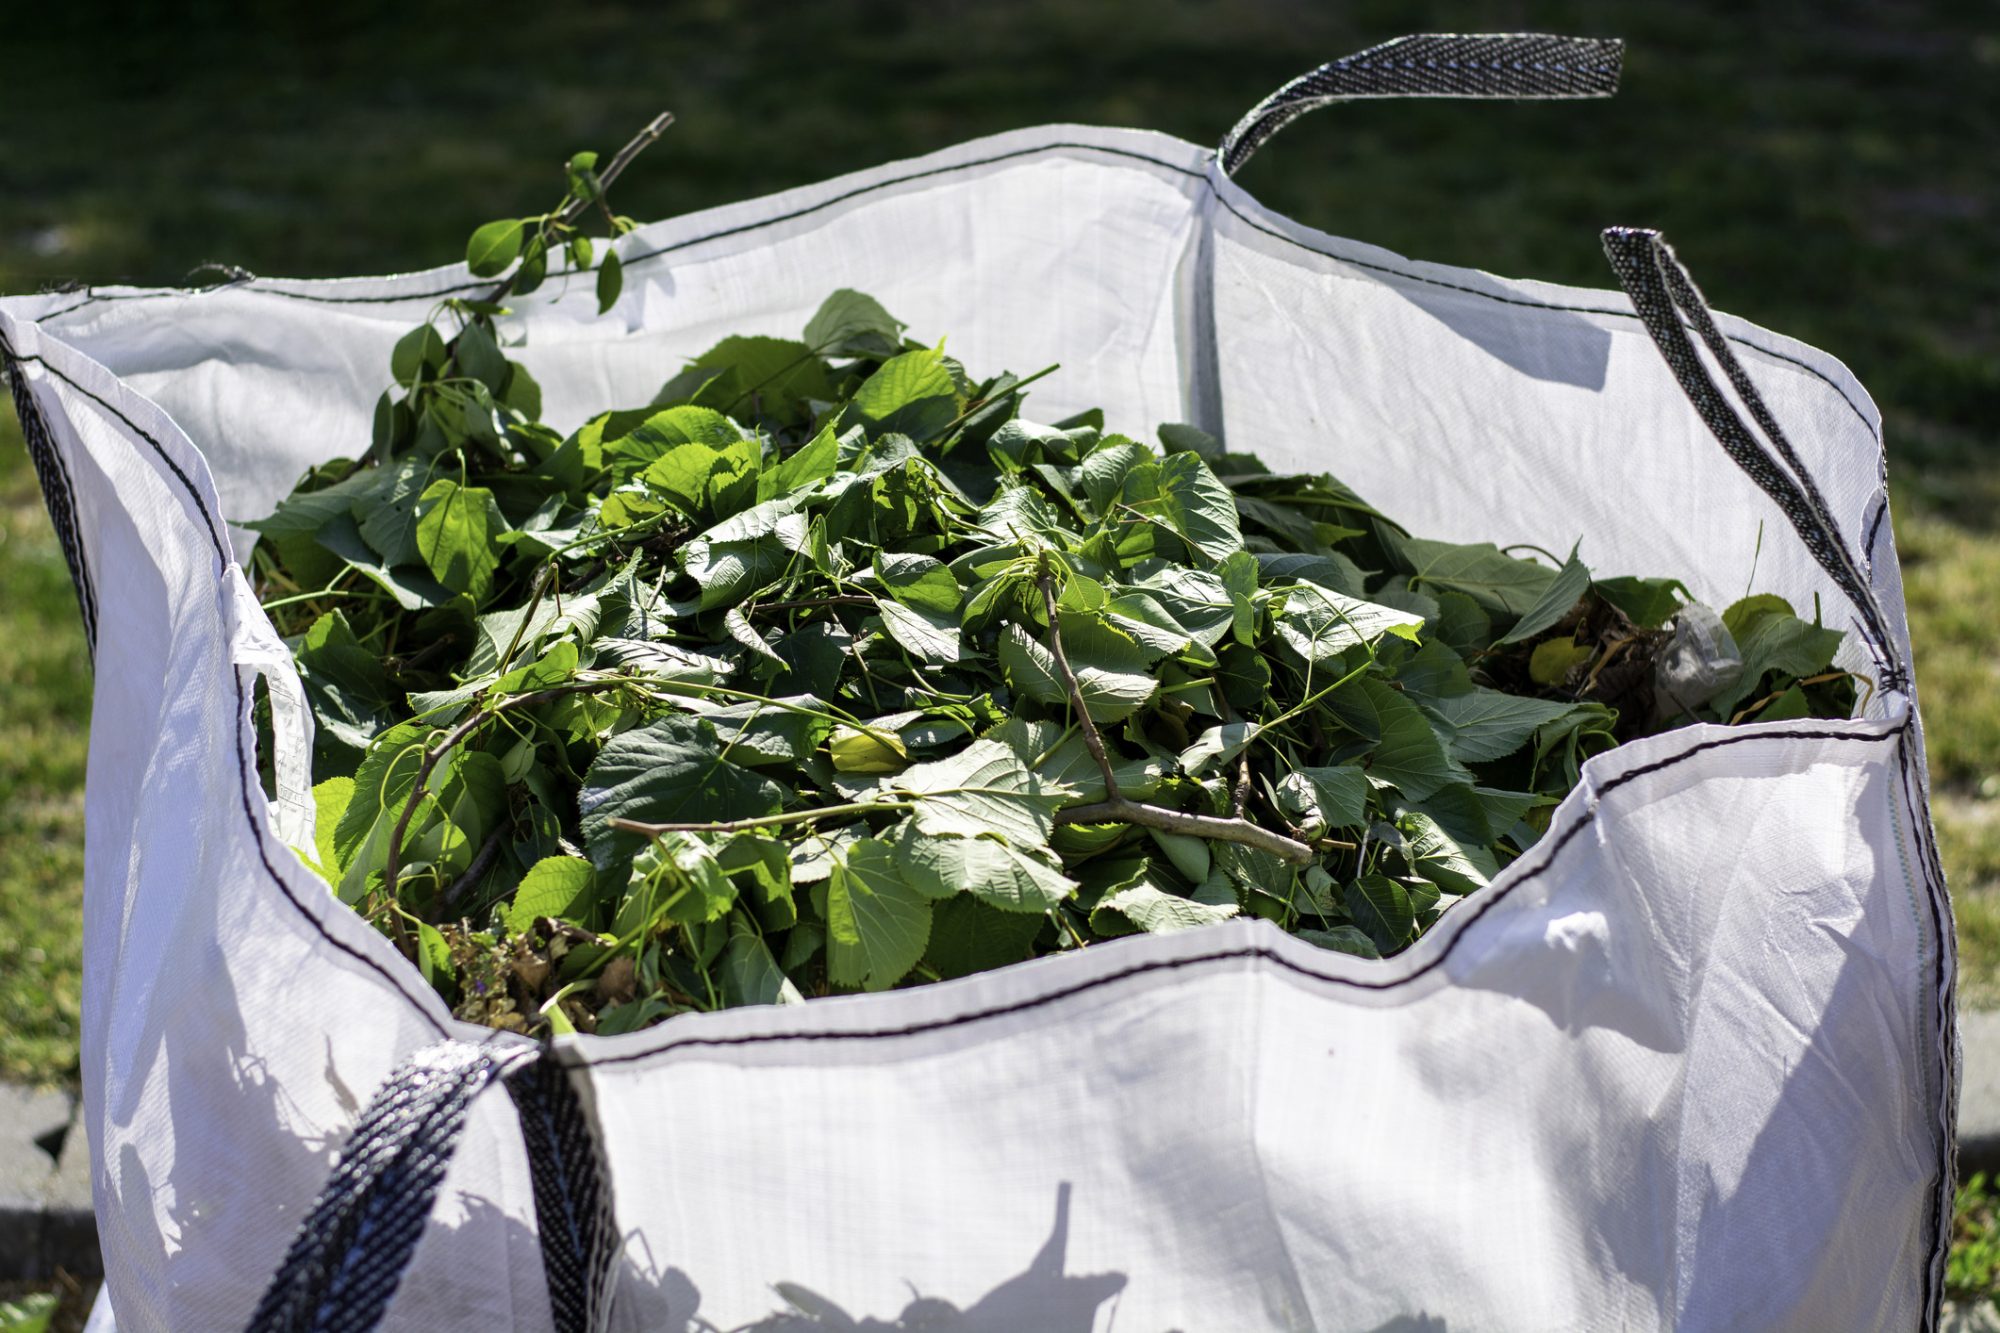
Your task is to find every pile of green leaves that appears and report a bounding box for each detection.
[250,162,1856,1036]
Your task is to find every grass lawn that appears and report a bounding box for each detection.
[2,0,1997,1299]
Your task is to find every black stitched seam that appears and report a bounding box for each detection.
[1866,496,1891,568]
[583,719,1908,1070]
[17,348,452,1035]
[23,137,1879,449]
[1204,187,1882,445]
[14,354,230,558]
[230,662,451,1037]
[1895,734,1952,1332]
[37,142,1206,319]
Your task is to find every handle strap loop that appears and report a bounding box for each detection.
[1219,33,1623,176]
[1600,226,1908,693]
[247,1040,619,1333]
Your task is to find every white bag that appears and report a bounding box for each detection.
[0,35,1954,1332]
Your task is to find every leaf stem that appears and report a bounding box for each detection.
[1037,568,1120,802]
[1055,798,1314,865]
[381,677,641,909]
[608,800,898,839]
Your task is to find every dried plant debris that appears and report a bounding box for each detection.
[250,162,1855,1035]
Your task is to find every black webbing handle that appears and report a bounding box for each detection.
[1219,33,1624,176]
[1600,226,1908,693]
[246,1040,618,1333]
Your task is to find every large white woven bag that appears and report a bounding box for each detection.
[0,35,1954,1332]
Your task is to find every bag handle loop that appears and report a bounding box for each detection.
[1600,226,1909,695]
[1219,33,1623,176]
[245,1041,619,1333]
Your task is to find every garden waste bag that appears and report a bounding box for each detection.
[0,35,1955,1333]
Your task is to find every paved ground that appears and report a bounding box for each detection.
[0,1085,95,1280]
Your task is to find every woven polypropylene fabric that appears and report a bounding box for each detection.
[1220,34,1623,174]
[0,116,1948,1330]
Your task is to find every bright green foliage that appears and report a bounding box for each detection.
[252,266,1855,1034]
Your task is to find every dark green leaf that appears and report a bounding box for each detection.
[466,218,527,277]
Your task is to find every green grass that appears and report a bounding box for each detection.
[0,408,87,1087]
[0,2,1995,1040]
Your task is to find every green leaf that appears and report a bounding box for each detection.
[1419,688,1582,763]
[1715,604,1845,716]
[355,455,433,568]
[683,335,833,423]
[1274,584,1425,662]
[333,720,435,871]
[1755,683,1815,721]
[826,836,931,990]
[1399,811,1495,896]
[829,727,908,774]
[1721,593,1796,639]
[0,1291,57,1333]
[875,598,962,665]
[721,918,804,1007]
[851,346,959,439]
[1180,722,1260,779]
[874,552,961,615]
[391,323,448,385]
[1092,869,1238,936]
[579,716,786,878]
[1299,925,1380,958]
[895,824,1077,912]
[624,832,736,928]
[887,737,1073,847]
[415,923,455,990]
[309,777,354,880]
[1326,676,1471,800]
[414,478,505,601]
[454,320,509,394]
[595,248,623,314]
[1496,547,1590,644]
[1152,452,1244,561]
[1529,636,1595,687]
[989,718,1164,805]
[1278,765,1370,831]
[1594,575,1688,629]
[1345,874,1414,953]
[925,895,1046,979]
[1157,421,1223,461]
[615,407,759,518]
[294,610,399,754]
[804,289,905,358]
[466,218,527,277]
[998,623,1159,723]
[760,424,840,502]
[506,856,595,933]
[1404,538,1559,618]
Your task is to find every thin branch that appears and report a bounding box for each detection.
[748,595,878,616]
[1056,799,1314,865]
[1035,566,1311,865]
[608,800,894,840]
[483,111,675,303]
[381,677,639,901]
[432,823,508,922]
[1038,570,1119,802]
